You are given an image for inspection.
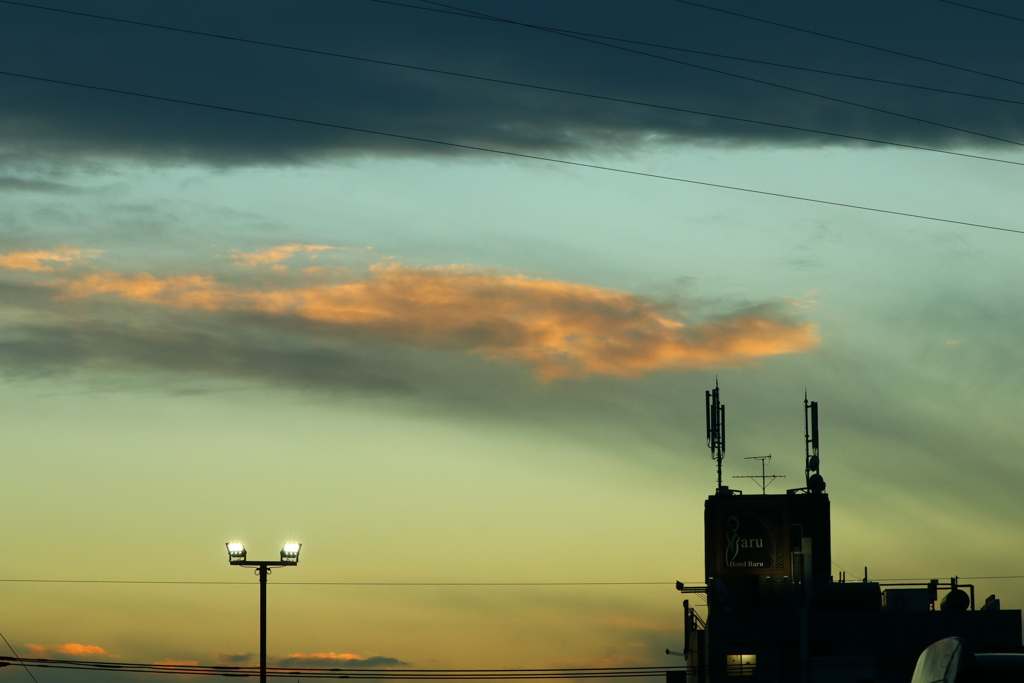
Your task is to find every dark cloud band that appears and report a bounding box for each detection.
[2,0,1023,167]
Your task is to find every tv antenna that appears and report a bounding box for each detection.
[733,455,785,494]
[804,391,825,493]
[706,380,726,492]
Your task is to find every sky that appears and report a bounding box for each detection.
[1,0,1023,679]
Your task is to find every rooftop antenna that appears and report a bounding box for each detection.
[706,379,726,493]
[804,391,825,493]
[734,455,785,494]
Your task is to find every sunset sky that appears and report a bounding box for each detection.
[2,0,1023,679]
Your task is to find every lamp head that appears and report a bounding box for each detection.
[280,542,301,564]
[226,542,247,564]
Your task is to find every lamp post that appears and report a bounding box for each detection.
[226,542,301,683]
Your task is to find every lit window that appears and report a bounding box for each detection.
[726,654,756,676]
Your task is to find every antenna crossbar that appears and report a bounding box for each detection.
[733,455,785,494]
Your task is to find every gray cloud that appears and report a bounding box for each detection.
[1,0,1022,167]
[277,654,407,669]
[0,176,79,193]
[0,318,415,394]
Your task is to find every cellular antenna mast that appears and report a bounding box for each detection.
[706,380,726,492]
[734,454,785,494]
[804,391,825,493]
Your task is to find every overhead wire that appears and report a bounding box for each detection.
[0,579,671,586]
[3,0,1024,169]
[2,0,1022,225]
[877,575,1024,581]
[596,42,1024,108]
[0,632,42,683]
[390,0,1024,149]
[349,0,1024,107]
[669,0,1024,88]
[938,0,1024,24]
[0,654,925,678]
[2,657,683,679]
[6,0,1024,108]
[0,657,689,680]
[1,68,1022,236]
[4,575,1024,586]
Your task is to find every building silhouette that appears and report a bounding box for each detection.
[674,387,1022,682]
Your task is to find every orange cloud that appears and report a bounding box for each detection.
[288,653,364,661]
[229,244,334,266]
[57,644,109,656]
[0,247,97,272]
[53,261,818,379]
[26,643,114,658]
[58,273,232,310]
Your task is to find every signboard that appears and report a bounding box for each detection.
[706,496,791,578]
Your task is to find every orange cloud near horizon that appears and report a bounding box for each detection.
[285,653,366,661]
[0,248,97,272]
[49,260,818,379]
[26,643,113,657]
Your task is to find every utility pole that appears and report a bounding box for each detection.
[226,543,302,683]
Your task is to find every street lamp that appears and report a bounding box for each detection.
[225,542,301,683]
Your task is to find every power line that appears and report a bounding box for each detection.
[0,654,925,678]
[7,0,1024,109]
[353,0,1024,107]
[2,68,1022,236]
[0,579,671,586]
[13,0,1019,163]
[3,0,1023,169]
[0,657,684,679]
[669,0,1024,88]
[938,0,1024,24]
[876,575,1024,581]
[398,0,1024,149]
[4,574,1023,586]
[0,632,42,683]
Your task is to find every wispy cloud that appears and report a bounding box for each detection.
[154,659,200,666]
[229,244,335,266]
[0,248,98,272]
[278,653,407,669]
[46,259,817,380]
[215,653,254,665]
[0,176,78,193]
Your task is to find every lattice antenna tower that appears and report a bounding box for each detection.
[706,379,726,492]
[804,391,826,493]
[734,455,785,494]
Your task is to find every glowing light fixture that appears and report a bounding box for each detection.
[280,543,301,563]
[226,542,247,564]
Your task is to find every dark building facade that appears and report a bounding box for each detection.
[676,389,1022,683]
